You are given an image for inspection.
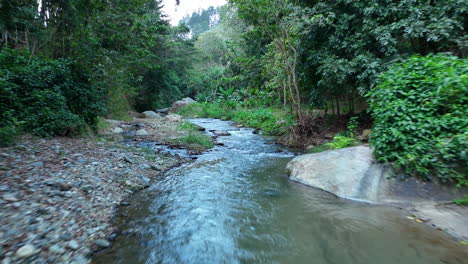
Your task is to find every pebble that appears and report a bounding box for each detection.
[2,194,19,202]
[135,129,149,136]
[49,244,66,254]
[16,244,37,258]
[67,240,79,250]
[32,162,44,167]
[95,239,111,248]
[0,184,9,191]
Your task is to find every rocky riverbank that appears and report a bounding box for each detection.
[0,113,210,264]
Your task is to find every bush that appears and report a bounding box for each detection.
[0,48,105,140]
[368,54,467,186]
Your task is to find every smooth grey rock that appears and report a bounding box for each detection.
[135,129,149,136]
[142,111,161,119]
[0,184,9,191]
[94,239,111,248]
[169,97,196,113]
[286,146,468,204]
[67,240,79,250]
[2,194,18,202]
[112,127,123,134]
[16,244,37,258]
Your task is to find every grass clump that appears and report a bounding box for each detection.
[453,195,468,206]
[177,102,294,136]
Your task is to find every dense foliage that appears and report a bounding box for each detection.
[0,0,196,144]
[0,49,104,144]
[368,54,467,185]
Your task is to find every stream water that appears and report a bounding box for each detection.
[93,119,467,264]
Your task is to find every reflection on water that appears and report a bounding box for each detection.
[93,119,468,264]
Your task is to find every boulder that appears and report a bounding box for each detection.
[169,97,196,113]
[112,127,123,134]
[286,146,466,204]
[142,111,161,119]
[156,108,169,114]
[135,129,149,136]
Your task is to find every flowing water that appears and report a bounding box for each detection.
[93,119,468,264]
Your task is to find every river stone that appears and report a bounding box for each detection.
[2,194,18,202]
[95,239,111,248]
[67,240,79,250]
[142,111,161,118]
[135,129,149,136]
[16,244,37,258]
[112,127,124,134]
[286,145,468,204]
[169,97,196,113]
[213,131,231,137]
[49,244,66,254]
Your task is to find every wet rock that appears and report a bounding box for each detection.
[94,239,111,248]
[142,111,161,119]
[136,129,149,136]
[0,184,9,191]
[150,165,161,171]
[120,201,130,206]
[67,240,79,250]
[16,244,37,258]
[112,127,124,134]
[2,194,19,202]
[213,131,231,137]
[253,128,261,134]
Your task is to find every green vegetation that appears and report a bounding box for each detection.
[1,0,466,187]
[0,48,104,144]
[170,121,214,151]
[178,103,294,136]
[368,54,467,186]
[308,117,361,153]
[453,195,468,206]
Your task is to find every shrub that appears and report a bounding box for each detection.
[0,48,105,140]
[368,54,467,186]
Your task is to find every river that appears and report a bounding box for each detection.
[93,118,467,264]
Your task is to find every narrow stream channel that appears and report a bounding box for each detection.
[93,119,467,264]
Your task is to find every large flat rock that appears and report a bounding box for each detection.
[286,146,466,205]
